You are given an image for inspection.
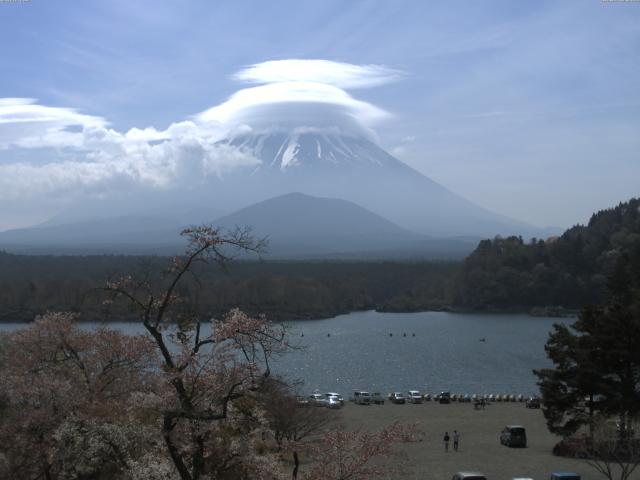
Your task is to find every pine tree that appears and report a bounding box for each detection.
[534,252,640,439]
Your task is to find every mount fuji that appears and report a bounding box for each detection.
[0,128,547,256]
[215,129,535,237]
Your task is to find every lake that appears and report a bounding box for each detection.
[0,310,570,396]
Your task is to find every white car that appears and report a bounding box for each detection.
[407,390,423,404]
[326,396,342,409]
[325,392,344,405]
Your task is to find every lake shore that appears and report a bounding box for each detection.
[316,401,631,480]
[0,305,577,324]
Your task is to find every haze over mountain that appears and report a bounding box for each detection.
[0,192,480,259]
[216,128,540,237]
[212,192,479,258]
[0,122,555,256]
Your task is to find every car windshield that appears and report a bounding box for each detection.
[510,428,526,435]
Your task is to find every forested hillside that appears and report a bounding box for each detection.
[452,198,640,310]
[0,254,456,322]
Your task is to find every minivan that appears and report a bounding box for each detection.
[353,390,371,405]
[500,425,527,447]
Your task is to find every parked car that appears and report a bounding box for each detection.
[325,392,344,405]
[500,425,527,447]
[451,471,487,480]
[439,391,451,404]
[462,394,471,403]
[309,393,326,406]
[371,392,385,404]
[550,473,581,480]
[326,396,342,409]
[407,390,423,404]
[389,392,406,404]
[353,390,371,405]
[526,397,541,409]
[295,396,310,407]
[423,393,432,401]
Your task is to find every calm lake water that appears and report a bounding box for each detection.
[0,310,570,396]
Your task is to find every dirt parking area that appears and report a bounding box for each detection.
[325,401,637,480]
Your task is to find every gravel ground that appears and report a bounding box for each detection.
[322,400,638,480]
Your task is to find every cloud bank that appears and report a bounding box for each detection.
[0,59,402,227]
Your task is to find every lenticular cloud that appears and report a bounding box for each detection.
[234,59,404,89]
[199,60,403,135]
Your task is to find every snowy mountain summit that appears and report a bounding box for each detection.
[224,130,402,173]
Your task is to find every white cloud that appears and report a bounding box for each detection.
[233,59,404,89]
[0,59,402,214]
[0,98,108,150]
[0,99,259,201]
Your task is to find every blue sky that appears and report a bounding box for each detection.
[0,0,639,230]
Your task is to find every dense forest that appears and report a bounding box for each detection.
[1,198,638,322]
[453,197,640,311]
[0,254,457,322]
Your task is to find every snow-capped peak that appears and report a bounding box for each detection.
[223,129,398,172]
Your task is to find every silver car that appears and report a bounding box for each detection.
[452,472,487,480]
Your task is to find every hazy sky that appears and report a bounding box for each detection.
[1,0,639,231]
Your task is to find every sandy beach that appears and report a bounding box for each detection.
[320,400,638,480]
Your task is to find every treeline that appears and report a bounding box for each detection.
[453,198,640,311]
[2,197,638,321]
[0,254,458,322]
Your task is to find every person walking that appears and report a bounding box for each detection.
[453,430,460,452]
[443,431,450,452]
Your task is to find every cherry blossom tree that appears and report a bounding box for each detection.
[102,226,288,480]
[0,311,157,479]
[0,226,423,480]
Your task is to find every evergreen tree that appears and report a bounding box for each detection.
[535,252,640,439]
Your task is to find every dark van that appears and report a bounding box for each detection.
[500,425,527,447]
